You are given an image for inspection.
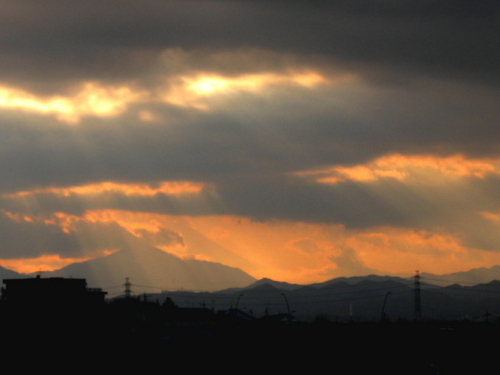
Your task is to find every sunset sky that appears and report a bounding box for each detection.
[0,1,499,284]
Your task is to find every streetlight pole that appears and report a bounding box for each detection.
[235,293,243,310]
[381,291,392,322]
[281,293,291,321]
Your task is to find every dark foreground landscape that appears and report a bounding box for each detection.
[1,278,499,374]
[3,309,498,373]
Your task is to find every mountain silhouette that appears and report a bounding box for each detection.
[40,244,256,293]
[0,265,23,280]
[231,277,301,292]
[421,265,500,286]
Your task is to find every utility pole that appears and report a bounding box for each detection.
[414,270,422,320]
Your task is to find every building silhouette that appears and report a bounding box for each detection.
[1,275,107,307]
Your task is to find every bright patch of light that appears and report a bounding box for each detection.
[0,82,145,123]
[162,70,344,109]
[189,77,231,94]
[184,71,330,94]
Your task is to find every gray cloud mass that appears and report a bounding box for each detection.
[0,0,498,91]
[0,1,499,262]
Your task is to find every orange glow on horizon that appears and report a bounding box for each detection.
[1,208,499,283]
[0,254,100,274]
[58,209,500,284]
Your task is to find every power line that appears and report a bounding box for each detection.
[421,276,489,286]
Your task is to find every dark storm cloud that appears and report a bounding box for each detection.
[0,0,498,93]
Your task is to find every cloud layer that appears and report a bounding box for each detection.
[0,1,499,282]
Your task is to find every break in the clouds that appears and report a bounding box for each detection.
[0,0,498,282]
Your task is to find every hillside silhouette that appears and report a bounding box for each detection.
[34,244,256,292]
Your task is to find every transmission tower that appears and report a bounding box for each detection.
[414,270,422,320]
[125,277,131,299]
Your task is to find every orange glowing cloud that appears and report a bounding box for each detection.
[1,209,79,234]
[5,207,499,283]
[0,82,146,123]
[298,154,500,185]
[349,227,500,275]
[2,211,34,223]
[5,181,207,199]
[82,211,183,246]
[482,211,500,222]
[76,210,342,282]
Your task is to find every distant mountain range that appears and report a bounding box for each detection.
[1,245,500,296]
[420,266,500,286]
[225,271,495,292]
[161,277,500,322]
[2,247,500,320]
